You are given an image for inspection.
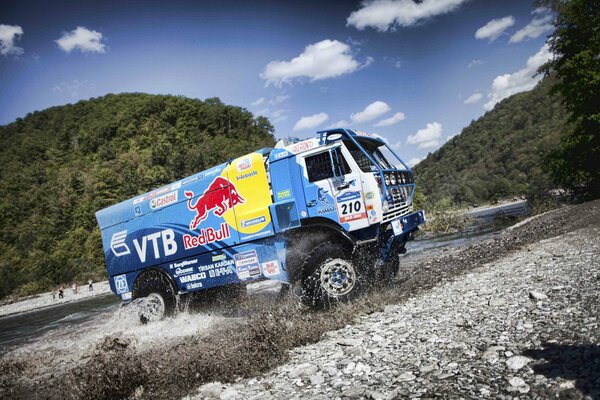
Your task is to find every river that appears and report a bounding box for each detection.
[0,201,528,355]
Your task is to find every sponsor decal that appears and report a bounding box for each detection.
[184,177,244,230]
[196,258,235,279]
[132,229,178,263]
[148,190,157,199]
[182,175,200,186]
[336,191,367,223]
[317,206,336,215]
[276,189,291,200]
[237,157,252,172]
[134,205,142,216]
[301,210,307,217]
[261,260,280,277]
[133,196,147,205]
[212,253,226,262]
[235,170,258,181]
[183,223,231,249]
[234,250,260,280]
[366,204,374,211]
[150,190,178,210]
[186,282,203,290]
[174,266,195,277]
[169,259,198,270]
[114,275,129,294]
[171,181,182,191]
[365,191,375,200]
[274,151,288,159]
[240,229,273,242]
[156,186,170,196]
[317,187,330,204]
[179,272,206,283]
[290,140,315,154]
[110,231,131,257]
[241,216,266,228]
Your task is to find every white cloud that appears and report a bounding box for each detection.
[406,122,443,149]
[271,109,289,123]
[464,92,483,104]
[293,112,329,131]
[484,43,551,110]
[251,97,265,106]
[407,157,423,167]
[271,95,290,105]
[475,16,515,41]
[326,120,350,129]
[374,111,406,127]
[347,0,467,31]
[261,40,368,86]
[52,79,93,97]
[56,27,106,53]
[509,11,554,43]
[468,59,484,68]
[351,101,391,123]
[0,24,24,56]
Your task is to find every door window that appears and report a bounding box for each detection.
[305,148,351,183]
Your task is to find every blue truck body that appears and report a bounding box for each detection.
[96,129,425,309]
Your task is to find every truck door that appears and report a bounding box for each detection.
[301,146,369,230]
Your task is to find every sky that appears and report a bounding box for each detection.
[0,0,555,166]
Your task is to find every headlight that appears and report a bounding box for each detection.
[390,173,397,186]
[382,199,389,212]
[384,173,390,186]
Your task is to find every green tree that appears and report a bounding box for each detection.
[540,0,600,198]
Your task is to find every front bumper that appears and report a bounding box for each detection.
[390,209,426,237]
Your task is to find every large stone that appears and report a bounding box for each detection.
[288,363,319,379]
[342,385,366,398]
[219,388,240,400]
[529,290,548,300]
[506,356,532,371]
[198,382,223,399]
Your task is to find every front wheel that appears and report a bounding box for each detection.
[132,271,177,324]
[300,242,363,308]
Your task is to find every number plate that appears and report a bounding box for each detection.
[336,191,367,223]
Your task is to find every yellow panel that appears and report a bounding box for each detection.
[221,153,273,234]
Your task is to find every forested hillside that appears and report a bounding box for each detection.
[0,94,275,299]
[413,77,571,205]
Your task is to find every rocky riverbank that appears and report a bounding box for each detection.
[190,224,599,399]
[1,200,599,400]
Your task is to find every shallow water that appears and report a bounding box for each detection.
[0,202,527,356]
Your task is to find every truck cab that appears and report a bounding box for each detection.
[96,128,425,319]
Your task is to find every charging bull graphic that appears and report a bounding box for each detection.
[184,176,245,230]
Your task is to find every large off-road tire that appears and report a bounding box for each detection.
[300,241,364,308]
[132,270,177,324]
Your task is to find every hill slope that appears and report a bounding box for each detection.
[0,94,275,298]
[413,77,570,205]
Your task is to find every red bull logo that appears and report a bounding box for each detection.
[184,176,245,230]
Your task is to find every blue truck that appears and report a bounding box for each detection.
[96,128,425,319]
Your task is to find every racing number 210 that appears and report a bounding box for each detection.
[340,201,362,215]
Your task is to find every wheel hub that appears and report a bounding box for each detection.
[139,292,166,323]
[320,258,356,297]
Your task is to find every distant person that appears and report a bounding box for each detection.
[52,289,56,300]
[58,286,64,299]
[88,279,93,291]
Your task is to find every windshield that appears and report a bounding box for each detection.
[344,139,406,172]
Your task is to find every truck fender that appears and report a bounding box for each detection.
[284,218,356,283]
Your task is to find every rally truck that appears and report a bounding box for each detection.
[96,128,425,319]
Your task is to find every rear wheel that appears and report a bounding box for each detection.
[132,271,177,324]
[300,241,363,308]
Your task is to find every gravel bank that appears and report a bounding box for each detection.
[188,212,600,399]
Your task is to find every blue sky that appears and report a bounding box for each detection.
[0,0,554,165]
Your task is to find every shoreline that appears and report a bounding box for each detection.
[0,281,112,318]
